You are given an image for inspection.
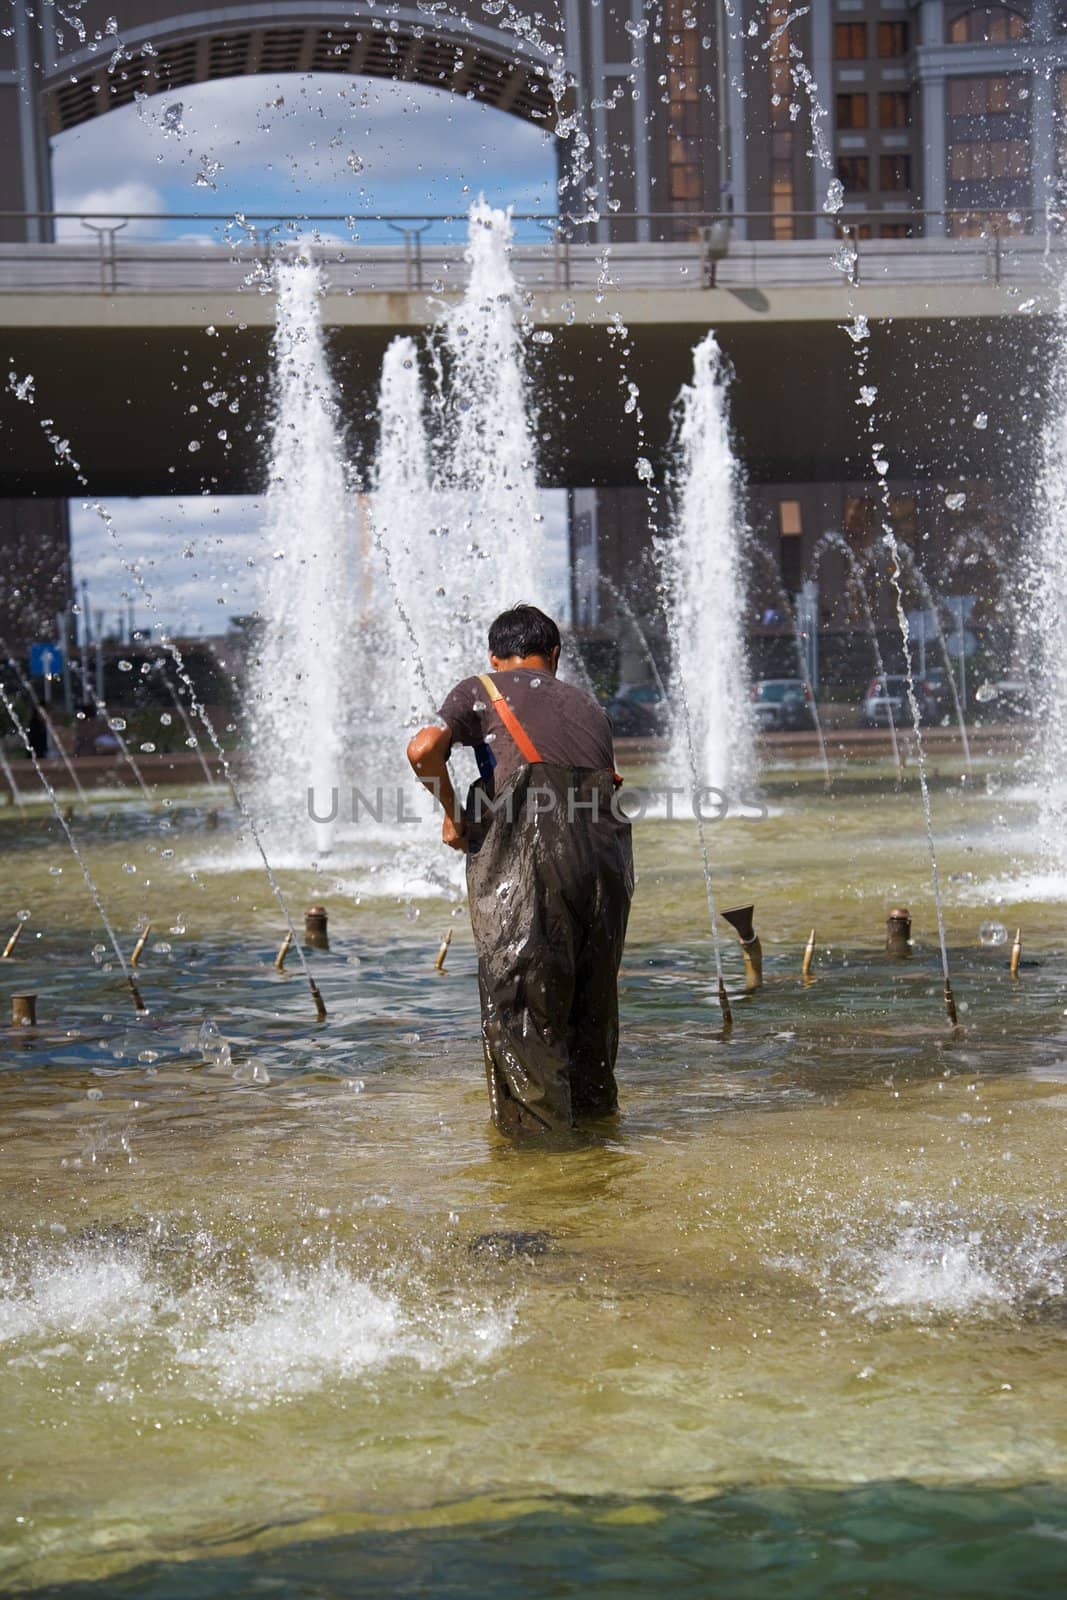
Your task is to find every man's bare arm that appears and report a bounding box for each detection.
[406,725,467,851]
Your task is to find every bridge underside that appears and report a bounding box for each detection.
[0,310,1050,496]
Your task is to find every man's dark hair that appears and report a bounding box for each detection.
[488,605,562,661]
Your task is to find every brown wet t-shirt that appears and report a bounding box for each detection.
[438,667,617,792]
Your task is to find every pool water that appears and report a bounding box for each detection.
[1,762,1065,1594]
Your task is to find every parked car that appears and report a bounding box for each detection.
[751,678,815,732]
[860,674,946,728]
[604,682,670,737]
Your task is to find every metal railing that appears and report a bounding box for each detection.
[0,210,1062,296]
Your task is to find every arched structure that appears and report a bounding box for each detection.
[5,2,566,239]
[1,0,748,244]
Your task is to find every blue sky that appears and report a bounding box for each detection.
[53,74,565,636]
[52,72,557,238]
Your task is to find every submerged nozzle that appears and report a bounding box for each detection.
[309,978,327,1022]
[130,922,151,967]
[274,929,293,972]
[801,926,817,983]
[717,978,733,1032]
[11,993,36,1027]
[886,906,911,960]
[944,978,959,1030]
[2,920,25,960]
[127,974,147,1014]
[1009,927,1022,979]
[721,904,762,991]
[304,905,329,950]
[434,927,452,972]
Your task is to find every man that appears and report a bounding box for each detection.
[406,605,633,1137]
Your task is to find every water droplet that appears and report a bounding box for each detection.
[973,411,988,430]
[945,491,966,511]
[978,920,1008,946]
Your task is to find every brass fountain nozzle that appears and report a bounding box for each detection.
[304,905,329,951]
[1009,927,1022,980]
[801,926,817,983]
[11,993,36,1027]
[944,978,960,1030]
[717,977,733,1033]
[434,927,452,972]
[721,904,763,992]
[886,906,911,960]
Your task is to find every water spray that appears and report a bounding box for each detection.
[0,683,145,1014]
[2,643,89,808]
[5,372,328,1026]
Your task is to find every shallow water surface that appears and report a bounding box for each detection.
[1,768,1066,1593]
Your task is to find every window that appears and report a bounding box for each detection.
[947,74,1013,115]
[836,92,868,129]
[834,22,867,59]
[877,21,910,57]
[879,91,911,128]
[778,500,803,537]
[947,6,1027,42]
[837,155,870,191]
[664,0,703,235]
[879,221,914,237]
[879,153,912,190]
[948,140,1027,179]
[769,4,796,238]
[844,496,877,548]
[947,71,1030,232]
[889,495,917,542]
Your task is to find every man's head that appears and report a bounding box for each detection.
[488,605,562,674]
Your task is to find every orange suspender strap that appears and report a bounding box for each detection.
[478,674,543,766]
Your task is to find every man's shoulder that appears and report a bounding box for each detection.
[441,673,484,706]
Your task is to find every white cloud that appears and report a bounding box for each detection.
[53,73,555,225]
[71,489,570,636]
[70,496,268,637]
[54,179,167,239]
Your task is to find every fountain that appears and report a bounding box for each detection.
[751,545,832,788]
[250,254,357,858]
[811,531,902,782]
[6,47,1067,1600]
[662,332,755,798]
[245,204,550,877]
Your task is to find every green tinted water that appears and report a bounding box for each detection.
[1,765,1065,1594]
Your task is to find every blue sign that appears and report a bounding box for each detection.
[28,643,63,678]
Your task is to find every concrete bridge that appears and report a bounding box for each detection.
[0,213,1058,495]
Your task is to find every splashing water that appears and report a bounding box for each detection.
[242,204,551,887]
[370,206,548,717]
[1028,271,1067,877]
[432,200,546,655]
[251,255,356,856]
[664,333,754,796]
